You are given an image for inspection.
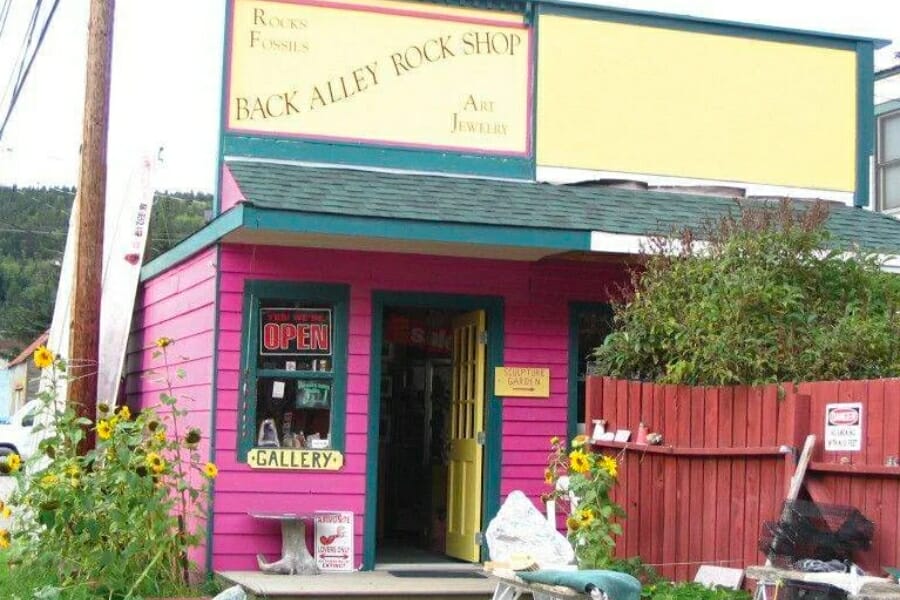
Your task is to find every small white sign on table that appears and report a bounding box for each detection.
[315,511,354,571]
[824,402,863,452]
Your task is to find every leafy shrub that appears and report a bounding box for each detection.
[0,339,216,599]
[593,200,900,385]
[642,581,750,600]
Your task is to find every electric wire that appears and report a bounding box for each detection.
[0,0,61,140]
[0,0,13,45]
[0,0,42,112]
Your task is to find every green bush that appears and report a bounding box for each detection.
[593,200,900,385]
[642,581,751,600]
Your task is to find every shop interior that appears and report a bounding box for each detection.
[375,307,465,565]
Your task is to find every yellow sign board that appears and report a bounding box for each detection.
[247,448,344,470]
[494,367,549,398]
[227,0,531,155]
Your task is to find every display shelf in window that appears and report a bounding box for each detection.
[239,282,349,469]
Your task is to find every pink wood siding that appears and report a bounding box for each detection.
[213,244,626,571]
[126,247,217,569]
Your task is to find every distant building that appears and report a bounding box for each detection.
[6,331,48,416]
[0,359,9,421]
[875,64,900,215]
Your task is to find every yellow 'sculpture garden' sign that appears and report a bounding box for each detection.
[227,0,531,155]
[247,448,344,470]
[494,367,549,398]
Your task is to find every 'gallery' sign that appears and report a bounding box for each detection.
[248,448,344,470]
[227,0,531,155]
[260,308,332,356]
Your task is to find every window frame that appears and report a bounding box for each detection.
[876,108,900,213]
[567,301,613,442]
[237,280,350,461]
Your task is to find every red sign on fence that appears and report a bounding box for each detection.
[260,308,332,356]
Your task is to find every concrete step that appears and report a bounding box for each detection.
[217,570,496,600]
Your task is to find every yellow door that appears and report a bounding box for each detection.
[446,310,486,562]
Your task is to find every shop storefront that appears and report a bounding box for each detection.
[127,0,888,574]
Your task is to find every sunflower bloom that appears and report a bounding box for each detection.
[0,505,10,519]
[550,436,560,445]
[544,469,554,484]
[0,529,10,549]
[578,508,595,527]
[571,434,589,448]
[203,462,218,479]
[33,345,54,369]
[599,455,618,479]
[155,337,173,348]
[96,420,112,441]
[65,464,80,477]
[569,450,590,474]
[116,406,131,421]
[6,453,21,473]
[565,516,580,532]
[40,473,58,488]
[146,452,166,474]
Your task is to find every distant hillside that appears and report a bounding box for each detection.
[0,186,211,359]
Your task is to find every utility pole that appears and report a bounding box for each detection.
[69,0,114,449]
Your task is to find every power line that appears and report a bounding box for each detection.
[0,1,13,44]
[0,0,61,140]
[0,0,42,112]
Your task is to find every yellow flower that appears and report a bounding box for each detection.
[544,469,554,484]
[203,462,218,479]
[65,464,80,477]
[0,505,11,519]
[154,431,166,445]
[40,473,58,488]
[6,453,21,473]
[565,516,580,532]
[0,529,10,549]
[578,508,595,527]
[550,436,560,445]
[110,415,119,428]
[33,345,54,369]
[145,452,166,474]
[116,405,131,421]
[569,450,590,474]
[599,455,618,479]
[571,434,589,448]
[155,337,173,348]
[96,420,112,441]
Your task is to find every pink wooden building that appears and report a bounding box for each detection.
[125,0,895,577]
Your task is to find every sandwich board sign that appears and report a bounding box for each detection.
[315,511,353,571]
[824,402,863,452]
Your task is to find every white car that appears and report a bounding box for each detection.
[0,400,41,463]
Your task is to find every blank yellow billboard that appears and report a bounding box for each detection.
[536,15,857,192]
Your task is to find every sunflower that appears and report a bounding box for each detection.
[0,504,11,519]
[568,449,590,474]
[565,516,580,532]
[544,469,554,484]
[116,406,131,421]
[6,453,21,473]
[40,473,58,488]
[578,508,595,527]
[97,402,110,415]
[145,452,166,474]
[154,431,166,445]
[0,529,10,549]
[185,429,202,447]
[599,455,618,479]
[549,436,560,445]
[96,420,112,441]
[203,462,218,479]
[65,464,80,477]
[571,434,589,449]
[33,345,54,369]
[155,337,173,348]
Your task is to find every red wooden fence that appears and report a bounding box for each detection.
[585,377,900,581]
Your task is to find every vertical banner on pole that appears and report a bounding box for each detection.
[97,158,156,407]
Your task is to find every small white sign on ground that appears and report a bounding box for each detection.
[824,402,863,452]
[315,511,354,572]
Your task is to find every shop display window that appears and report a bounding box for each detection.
[238,282,349,459]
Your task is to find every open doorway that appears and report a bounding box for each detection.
[375,306,466,565]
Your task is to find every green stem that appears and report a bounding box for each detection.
[126,545,166,599]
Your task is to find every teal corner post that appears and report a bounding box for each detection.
[856,41,875,208]
[204,244,223,577]
[363,291,504,570]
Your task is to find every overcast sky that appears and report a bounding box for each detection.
[0,0,898,196]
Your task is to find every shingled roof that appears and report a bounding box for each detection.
[226,161,900,255]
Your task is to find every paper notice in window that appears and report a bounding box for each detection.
[272,381,285,399]
[285,361,296,371]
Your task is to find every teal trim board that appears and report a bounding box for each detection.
[536,0,887,49]
[876,100,900,117]
[856,41,875,208]
[363,291,504,570]
[237,281,350,460]
[213,0,235,216]
[223,135,535,181]
[140,205,244,282]
[242,205,590,252]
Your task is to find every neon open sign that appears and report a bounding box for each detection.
[260,308,332,356]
